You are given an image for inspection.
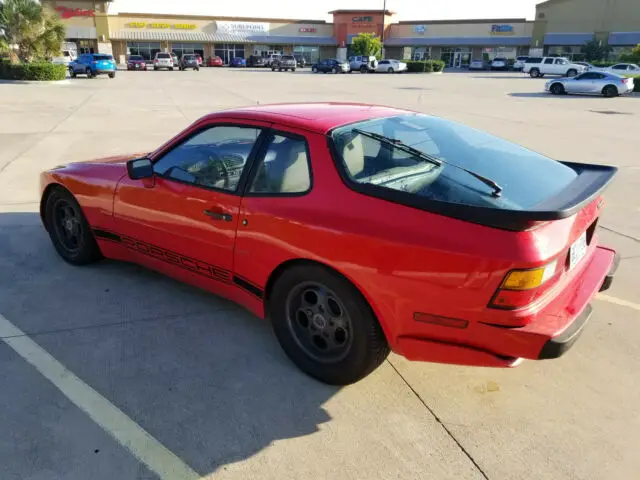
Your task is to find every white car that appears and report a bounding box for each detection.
[153,52,174,71]
[513,56,528,71]
[606,63,640,74]
[523,57,586,78]
[51,50,75,66]
[490,57,508,71]
[375,59,407,73]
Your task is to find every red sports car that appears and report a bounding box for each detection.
[209,56,223,67]
[39,103,618,385]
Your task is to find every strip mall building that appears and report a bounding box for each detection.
[44,0,640,67]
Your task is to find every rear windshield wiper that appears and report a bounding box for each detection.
[352,128,503,197]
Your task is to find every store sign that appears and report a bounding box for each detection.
[125,22,197,30]
[413,25,426,34]
[352,16,373,22]
[299,27,317,33]
[491,24,515,35]
[216,21,269,35]
[55,7,94,19]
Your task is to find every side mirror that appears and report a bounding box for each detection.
[127,158,154,180]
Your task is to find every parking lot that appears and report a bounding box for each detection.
[1,67,639,480]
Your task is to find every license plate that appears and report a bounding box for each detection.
[569,232,588,270]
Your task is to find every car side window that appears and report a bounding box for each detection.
[594,73,606,79]
[612,65,624,70]
[249,134,311,194]
[153,126,262,192]
[544,58,554,64]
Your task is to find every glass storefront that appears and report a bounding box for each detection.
[293,45,319,64]
[544,45,584,60]
[441,47,471,68]
[127,42,161,61]
[213,44,246,64]
[411,47,431,61]
[171,43,205,59]
[482,47,518,60]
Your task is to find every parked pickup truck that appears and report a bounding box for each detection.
[523,57,587,78]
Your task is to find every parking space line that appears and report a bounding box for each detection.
[0,313,201,480]
[597,293,640,312]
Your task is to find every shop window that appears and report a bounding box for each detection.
[172,43,205,60]
[127,42,161,62]
[293,45,319,64]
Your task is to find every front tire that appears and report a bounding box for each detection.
[85,68,93,78]
[108,72,115,78]
[333,67,339,74]
[312,66,318,73]
[550,83,565,95]
[44,187,102,265]
[387,67,394,73]
[603,85,618,97]
[270,264,389,385]
[530,68,540,78]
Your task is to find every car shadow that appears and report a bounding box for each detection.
[509,92,613,99]
[0,211,337,477]
[472,74,532,79]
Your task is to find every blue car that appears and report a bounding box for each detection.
[69,53,116,78]
[231,57,246,68]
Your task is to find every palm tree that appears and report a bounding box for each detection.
[0,0,65,63]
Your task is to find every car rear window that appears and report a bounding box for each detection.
[183,55,194,59]
[157,53,170,59]
[93,54,113,61]
[129,55,143,61]
[330,114,578,211]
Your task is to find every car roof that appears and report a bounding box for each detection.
[200,103,411,135]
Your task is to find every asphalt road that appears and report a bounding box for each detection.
[1,68,639,480]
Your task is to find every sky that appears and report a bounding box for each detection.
[108,0,541,22]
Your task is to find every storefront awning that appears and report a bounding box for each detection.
[608,31,640,46]
[247,35,338,45]
[543,33,594,45]
[65,26,97,39]
[384,36,531,46]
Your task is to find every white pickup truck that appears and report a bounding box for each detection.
[523,57,587,78]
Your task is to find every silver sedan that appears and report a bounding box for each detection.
[545,71,635,97]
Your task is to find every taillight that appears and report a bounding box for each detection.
[489,260,559,310]
[622,78,629,84]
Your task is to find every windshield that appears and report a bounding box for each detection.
[330,114,578,210]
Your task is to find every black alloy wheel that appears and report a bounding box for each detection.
[270,264,389,385]
[551,83,565,95]
[44,188,102,265]
[603,85,618,98]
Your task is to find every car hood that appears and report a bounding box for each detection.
[54,153,145,172]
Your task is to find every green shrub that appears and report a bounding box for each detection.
[591,60,618,67]
[405,60,446,73]
[625,75,640,92]
[0,61,66,81]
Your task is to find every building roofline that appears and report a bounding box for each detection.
[115,12,329,24]
[328,9,396,15]
[399,18,530,25]
[536,0,571,8]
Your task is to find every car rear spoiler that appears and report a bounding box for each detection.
[445,162,618,231]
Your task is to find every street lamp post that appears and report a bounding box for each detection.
[380,0,387,59]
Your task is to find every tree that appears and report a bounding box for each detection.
[0,0,65,63]
[351,33,382,59]
[580,39,612,62]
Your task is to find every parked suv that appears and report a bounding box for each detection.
[523,57,586,78]
[69,53,116,78]
[349,55,378,73]
[272,55,297,72]
[154,52,174,71]
[179,54,200,71]
[265,53,281,67]
[247,55,267,67]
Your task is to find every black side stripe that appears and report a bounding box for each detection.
[93,228,265,298]
[233,276,264,299]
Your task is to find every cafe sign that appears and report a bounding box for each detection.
[56,7,94,19]
[491,24,515,35]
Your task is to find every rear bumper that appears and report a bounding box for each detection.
[396,245,618,367]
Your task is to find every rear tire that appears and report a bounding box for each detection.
[387,67,394,73]
[603,85,618,97]
[269,264,389,385]
[360,66,367,74]
[85,68,93,78]
[550,83,565,95]
[530,68,540,78]
[44,187,102,266]
[291,68,295,72]
[333,67,339,74]
[108,72,115,78]
[312,66,318,73]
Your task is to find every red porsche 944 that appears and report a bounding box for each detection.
[40,103,618,384]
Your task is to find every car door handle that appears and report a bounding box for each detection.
[204,210,232,222]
